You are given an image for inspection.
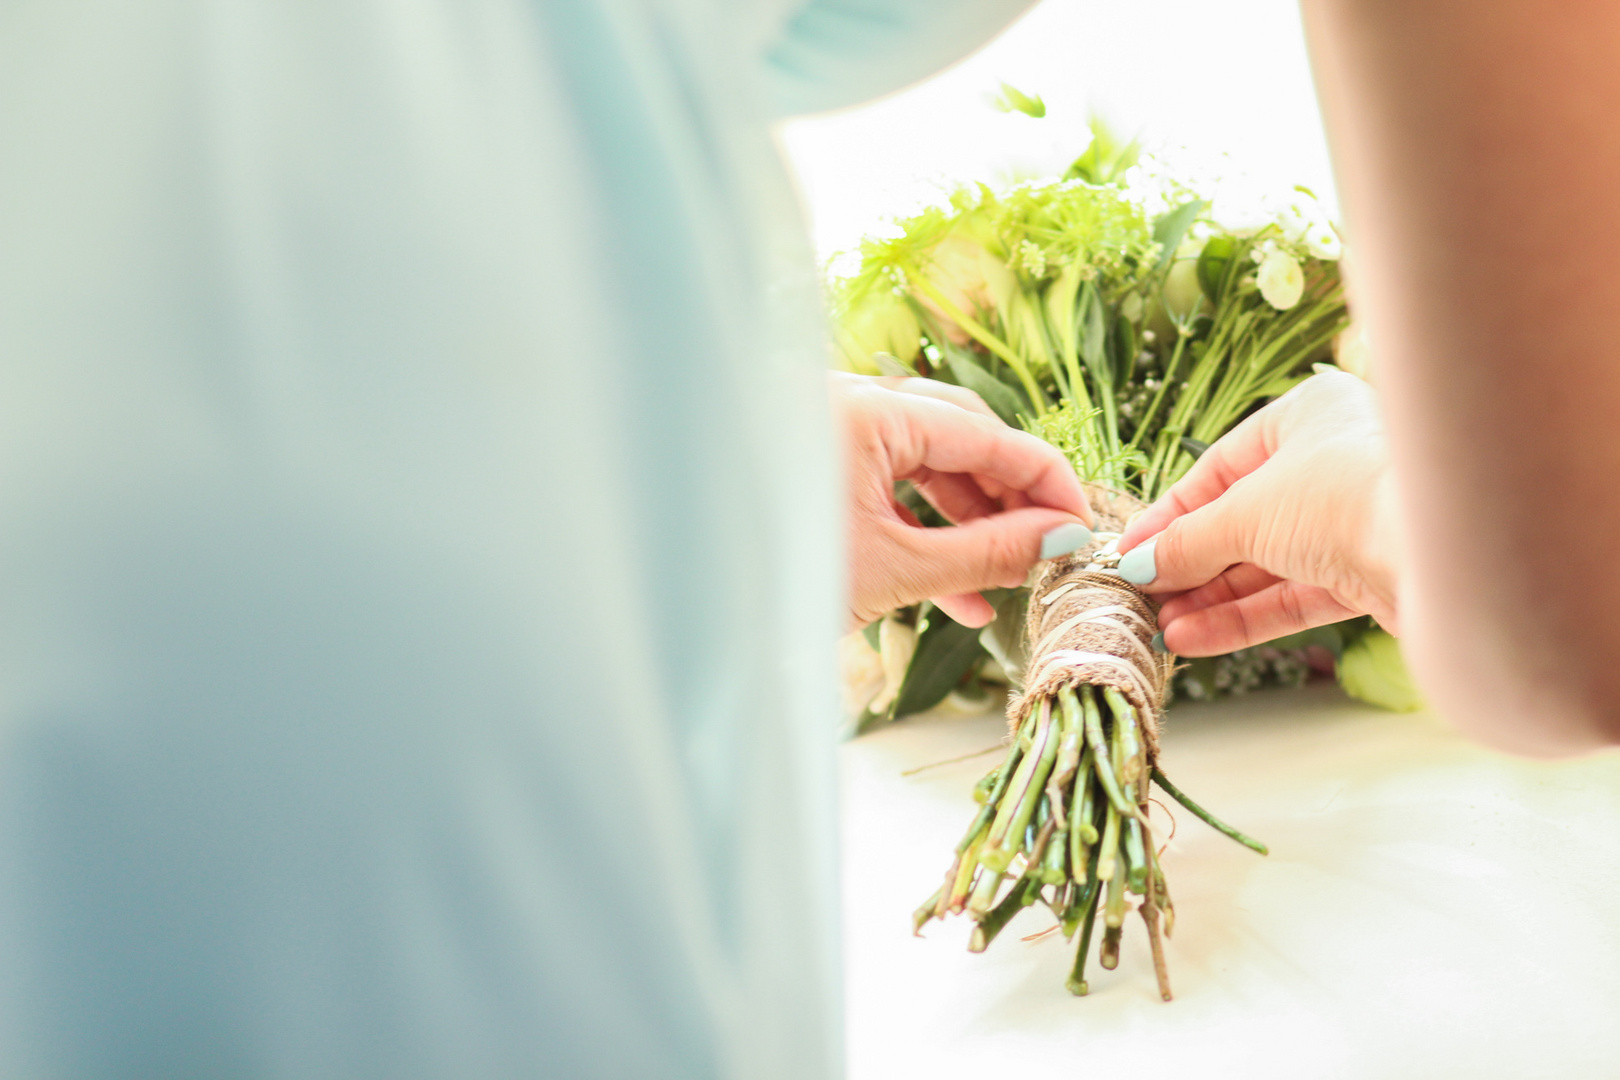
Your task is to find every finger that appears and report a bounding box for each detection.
[1160,580,1358,656]
[911,469,1002,524]
[1119,408,1278,550]
[886,396,1089,521]
[875,376,1000,421]
[1157,563,1280,624]
[1117,470,1277,595]
[891,505,1080,602]
[932,591,997,628]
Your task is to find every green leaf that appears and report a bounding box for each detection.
[861,618,883,652]
[1197,235,1236,302]
[1111,311,1138,386]
[1179,436,1209,459]
[874,351,916,377]
[1078,281,1110,386]
[942,345,1030,425]
[990,82,1047,118]
[978,587,1030,689]
[1151,200,1204,271]
[1337,628,1425,712]
[1065,117,1140,186]
[891,612,989,719]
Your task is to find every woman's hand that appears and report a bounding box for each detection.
[1115,370,1398,655]
[835,372,1091,630]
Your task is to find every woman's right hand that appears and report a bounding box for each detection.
[1115,370,1399,655]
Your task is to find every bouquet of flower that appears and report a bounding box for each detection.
[833,129,1399,997]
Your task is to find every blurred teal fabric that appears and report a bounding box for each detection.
[0,1,1029,1077]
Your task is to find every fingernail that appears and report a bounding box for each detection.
[1040,522,1093,560]
[1151,631,1167,654]
[1118,539,1158,585]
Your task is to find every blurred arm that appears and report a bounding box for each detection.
[762,0,1034,117]
[1302,0,1620,752]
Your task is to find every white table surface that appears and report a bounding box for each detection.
[840,684,1620,1079]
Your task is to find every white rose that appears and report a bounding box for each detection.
[867,616,918,716]
[839,631,886,719]
[1256,248,1305,310]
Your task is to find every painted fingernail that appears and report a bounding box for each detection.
[1117,539,1158,585]
[1039,522,1093,560]
[1151,631,1167,654]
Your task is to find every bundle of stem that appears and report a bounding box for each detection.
[914,526,1268,998]
[914,683,1267,999]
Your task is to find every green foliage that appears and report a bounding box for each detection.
[990,81,1046,118]
[834,123,1352,719]
[1338,628,1425,712]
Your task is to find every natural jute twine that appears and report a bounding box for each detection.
[1008,486,1176,757]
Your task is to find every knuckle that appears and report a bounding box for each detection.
[980,527,1032,581]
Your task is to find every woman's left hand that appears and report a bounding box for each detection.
[834,372,1091,630]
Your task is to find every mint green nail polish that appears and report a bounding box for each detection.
[1151,631,1166,654]
[1118,539,1157,585]
[1040,522,1093,560]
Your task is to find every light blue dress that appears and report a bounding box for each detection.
[0,1,1029,1076]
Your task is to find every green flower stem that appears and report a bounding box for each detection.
[901,262,1048,413]
[1096,803,1121,884]
[969,875,1041,953]
[990,719,1061,873]
[1151,765,1270,856]
[1069,745,1096,874]
[1123,329,1189,456]
[1104,827,1129,930]
[966,866,1006,919]
[1065,850,1103,996]
[1100,921,1122,971]
[947,828,988,912]
[913,886,945,934]
[1081,687,1134,816]
[983,703,1053,863]
[956,736,1025,855]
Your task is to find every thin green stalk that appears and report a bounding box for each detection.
[1065,851,1103,996]
[983,703,1054,862]
[1104,828,1129,929]
[969,875,1040,952]
[913,886,944,934]
[986,707,1062,873]
[1080,687,1134,816]
[1068,744,1096,875]
[1123,330,1189,456]
[1150,765,1270,856]
[955,733,1025,854]
[902,262,1048,413]
[967,866,1005,918]
[1096,803,1121,883]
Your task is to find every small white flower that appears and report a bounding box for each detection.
[1303,224,1342,260]
[1257,248,1304,310]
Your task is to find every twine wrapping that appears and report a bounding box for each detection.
[1008,486,1176,757]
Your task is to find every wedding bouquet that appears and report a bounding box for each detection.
[833,128,1411,996]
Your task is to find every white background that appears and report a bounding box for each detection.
[778,0,1338,262]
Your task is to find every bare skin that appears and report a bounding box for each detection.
[835,372,1090,630]
[1122,2,1620,755]
[1117,371,1397,656]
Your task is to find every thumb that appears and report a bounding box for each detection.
[1118,477,1266,595]
[901,507,1088,600]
